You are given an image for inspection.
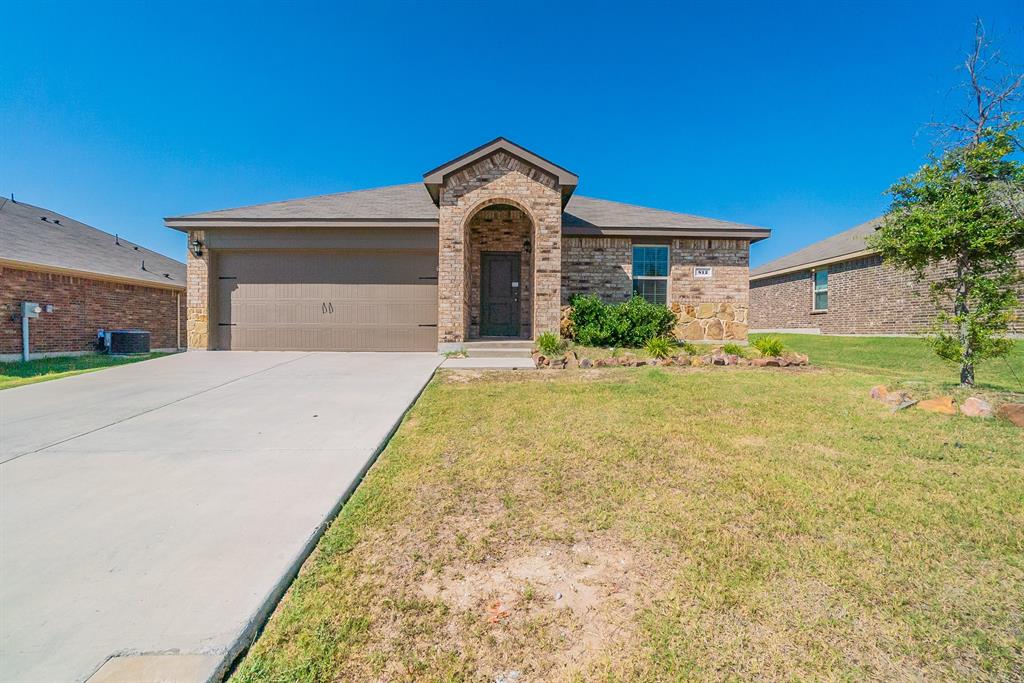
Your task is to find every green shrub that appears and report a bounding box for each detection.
[722,343,746,357]
[569,295,677,348]
[536,331,564,356]
[645,336,676,359]
[752,335,784,357]
[679,341,699,356]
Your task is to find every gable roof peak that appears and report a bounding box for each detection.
[422,137,579,207]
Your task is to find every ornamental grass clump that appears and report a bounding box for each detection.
[722,343,747,357]
[535,331,565,357]
[644,336,676,359]
[752,336,785,357]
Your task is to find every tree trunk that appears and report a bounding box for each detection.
[961,360,975,386]
[955,257,974,386]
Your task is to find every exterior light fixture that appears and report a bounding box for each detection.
[523,238,532,253]
[190,237,204,257]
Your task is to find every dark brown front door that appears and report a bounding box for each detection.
[480,252,520,337]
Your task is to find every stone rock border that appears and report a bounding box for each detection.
[532,348,808,370]
[870,386,1021,427]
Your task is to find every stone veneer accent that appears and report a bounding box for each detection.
[561,236,751,341]
[186,230,211,349]
[437,151,563,343]
[468,208,533,339]
[749,250,1024,335]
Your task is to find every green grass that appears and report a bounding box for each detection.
[232,336,1024,682]
[752,333,1024,395]
[0,353,168,390]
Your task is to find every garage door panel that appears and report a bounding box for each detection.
[216,250,438,352]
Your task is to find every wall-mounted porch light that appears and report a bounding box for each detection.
[523,238,532,254]
[190,237,204,257]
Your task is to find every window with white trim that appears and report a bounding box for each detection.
[632,245,669,305]
[812,268,828,311]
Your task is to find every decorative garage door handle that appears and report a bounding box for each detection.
[321,302,334,314]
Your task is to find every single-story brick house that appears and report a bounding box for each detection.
[166,138,770,352]
[749,217,1024,335]
[1,197,186,360]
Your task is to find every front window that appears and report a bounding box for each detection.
[813,268,828,311]
[632,245,669,305]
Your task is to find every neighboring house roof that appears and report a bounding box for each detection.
[1,197,186,289]
[165,183,770,242]
[750,217,881,280]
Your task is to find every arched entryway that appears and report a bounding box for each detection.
[464,201,535,340]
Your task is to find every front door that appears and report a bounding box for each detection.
[480,252,520,337]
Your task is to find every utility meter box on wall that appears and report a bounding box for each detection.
[21,302,42,318]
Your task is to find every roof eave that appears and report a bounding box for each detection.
[164,217,440,231]
[750,248,878,280]
[0,257,186,290]
[563,226,771,242]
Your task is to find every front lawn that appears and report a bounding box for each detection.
[0,353,167,390]
[753,333,1024,395]
[233,337,1023,682]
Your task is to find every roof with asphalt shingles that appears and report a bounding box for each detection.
[169,183,767,235]
[750,218,882,278]
[1,197,186,288]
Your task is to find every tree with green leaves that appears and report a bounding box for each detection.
[869,23,1024,386]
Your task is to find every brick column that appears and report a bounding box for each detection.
[437,206,466,344]
[186,230,211,349]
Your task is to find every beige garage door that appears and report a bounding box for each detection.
[215,250,438,351]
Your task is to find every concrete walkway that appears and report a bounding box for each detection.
[0,351,440,683]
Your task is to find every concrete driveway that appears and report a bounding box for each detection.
[0,351,440,683]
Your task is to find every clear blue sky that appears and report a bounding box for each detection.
[2,1,1021,266]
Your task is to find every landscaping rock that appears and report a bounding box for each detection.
[712,353,727,366]
[691,355,706,367]
[996,403,1024,427]
[960,397,993,418]
[579,357,593,369]
[784,353,809,366]
[534,354,546,368]
[751,357,770,367]
[764,357,783,367]
[870,385,889,400]
[881,390,912,407]
[565,351,579,369]
[890,396,918,412]
[916,396,956,415]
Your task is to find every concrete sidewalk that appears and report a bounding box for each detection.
[0,351,439,683]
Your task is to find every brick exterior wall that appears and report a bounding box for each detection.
[561,237,633,303]
[437,150,563,343]
[560,236,752,341]
[750,250,1024,335]
[468,208,533,339]
[186,230,211,349]
[1,265,185,357]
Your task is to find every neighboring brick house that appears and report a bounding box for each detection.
[1,197,186,360]
[749,218,1024,335]
[166,138,770,352]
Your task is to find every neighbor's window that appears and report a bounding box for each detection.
[632,245,669,305]
[813,268,828,311]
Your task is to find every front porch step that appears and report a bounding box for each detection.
[467,348,534,359]
[463,340,534,359]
